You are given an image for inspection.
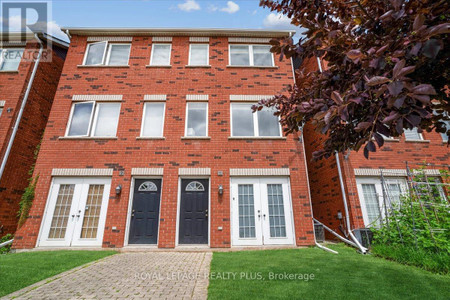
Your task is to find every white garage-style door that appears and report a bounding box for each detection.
[39,177,111,247]
[231,177,295,246]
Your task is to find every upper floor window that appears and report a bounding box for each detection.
[189,44,209,66]
[0,48,24,71]
[150,44,171,66]
[185,102,208,137]
[231,103,281,137]
[229,45,274,67]
[83,42,131,66]
[441,121,450,142]
[0,104,3,117]
[404,128,423,141]
[141,102,165,137]
[66,101,121,137]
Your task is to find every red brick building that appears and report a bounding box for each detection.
[302,59,450,238]
[0,33,68,235]
[13,28,315,249]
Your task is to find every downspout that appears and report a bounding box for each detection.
[315,56,367,253]
[0,33,44,181]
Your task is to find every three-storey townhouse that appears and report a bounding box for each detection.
[13,28,315,249]
[0,32,68,235]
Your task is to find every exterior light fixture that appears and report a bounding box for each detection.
[115,184,122,195]
[218,185,223,195]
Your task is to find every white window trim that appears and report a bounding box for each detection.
[230,103,282,137]
[82,42,131,66]
[228,44,274,67]
[404,128,424,141]
[188,44,209,66]
[140,102,166,138]
[184,102,208,137]
[65,101,121,137]
[150,43,172,66]
[0,48,24,71]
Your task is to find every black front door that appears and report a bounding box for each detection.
[128,179,161,244]
[179,179,209,244]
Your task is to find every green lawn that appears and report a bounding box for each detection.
[208,244,450,299]
[0,250,116,297]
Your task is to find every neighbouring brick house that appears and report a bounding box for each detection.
[0,32,68,235]
[302,59,450,238]
[13,28,316,249]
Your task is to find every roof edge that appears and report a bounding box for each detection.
[1,31,69,48]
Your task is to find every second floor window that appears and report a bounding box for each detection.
[83,42,131,66]
[0,106,3,117]
[229,45,274,67]
[189,44,209,65]
[231,103,281,137]
[141,102,165,137]
[185,102,208,137]
[404,128,423,141]
[66,101,121,137]
[150,44,171,66]
[0,48,24,71]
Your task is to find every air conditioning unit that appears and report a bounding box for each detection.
[353,228,373,248]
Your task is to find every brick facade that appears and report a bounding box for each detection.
[0,38,67,235]
[13,31,315,249]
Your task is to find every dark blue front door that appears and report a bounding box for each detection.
[128,179,161,244]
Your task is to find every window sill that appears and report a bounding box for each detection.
[228,136,286,140]
[226,65,278,69]
[77,65,130,68]
[146,65,172,68]
[136,137,165,140]
[405,140,430,143]
[185,65,212,68]
[59,136,118,140]
[383,138,400,142]
[181,136,211,140]
[0,70,19,73]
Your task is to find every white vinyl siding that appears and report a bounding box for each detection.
[66,102,121,137]
[189,44,209,65]
[231,103,281,137]
[83,42,130,66]
[0,48,24,71]
[150,44,171,66]
[229,45,274,67]
[185,102,208,137]
[141,102,165,137]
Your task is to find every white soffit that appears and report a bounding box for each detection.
[354,168,441,177]
[186,95,209,101]
[144,94,167,101]
[228,37,271,43]
[131,168,164,176]
[72,95,123,101]
[230,168,290,176]
[229,95,274,102]
[179,168,211,176]
[87,36,132,42]
[52,168,113,177]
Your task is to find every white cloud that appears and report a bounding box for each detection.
[220,1,239,14]
[207,4,218,12]
[263,13,294,29]
[178,0,200,12]
[0,15,68,42]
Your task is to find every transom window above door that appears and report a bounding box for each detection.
[229,45,274,67]
[185,181,205,191]
[150,44,171,66]
[189,44,209,66]
[66,101,121,137]
[0,48,24,71]
[83,42,131,66]
[231,103,281,137]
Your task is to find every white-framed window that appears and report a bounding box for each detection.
[150,44,171,66]
[231,103,281,137]
[66,101,121,137]
[356,177,408,227]
[404,128,423,141]
[83,42,131,66]
[0,106,3,117]
[0,48,24,71]
[440,120,450,142]
[185,102,208,137]
[229,45,274,67]
[188,44,209,66]
[140,102,165,137]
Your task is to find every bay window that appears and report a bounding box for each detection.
[83,42,131,66]
[231,103,281,137]
[229,45,274,67]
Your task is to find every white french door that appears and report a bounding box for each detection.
[39,177,111,247]
[231,177,294,246]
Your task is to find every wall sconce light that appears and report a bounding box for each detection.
[115,184,122,195]
[218,185,223,195]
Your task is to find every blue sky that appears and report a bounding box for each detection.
[1,0,299,41]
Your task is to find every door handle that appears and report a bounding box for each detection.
[131,209,135,217]
[257,210,261,220]
[205,209,208,218]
